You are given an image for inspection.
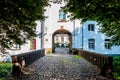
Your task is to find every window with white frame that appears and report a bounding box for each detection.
[88,24,95,31]
[59,8,66,20]
[15,44,21,49]
[88,39,95,50]
[105,39,111,49]
[10,44,21,50]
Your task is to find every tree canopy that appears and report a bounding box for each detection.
[64,0,120,46]
[0,0,48,49]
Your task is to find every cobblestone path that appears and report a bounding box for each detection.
[9,50,101,80]
[17,49,102,80]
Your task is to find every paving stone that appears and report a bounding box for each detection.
[14,50,107,80]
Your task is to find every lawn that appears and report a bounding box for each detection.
[73,55,82,59]
[0,62,12,80]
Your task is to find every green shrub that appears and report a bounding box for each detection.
[0,62,12,79]
[55,41,60,47]
[113,56,120,79]
[72,49,78,55]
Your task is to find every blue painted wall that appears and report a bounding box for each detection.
[73,20,120,55]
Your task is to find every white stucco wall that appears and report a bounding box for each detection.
[6,20,42,55]
[20,20,42,52]
[44,2,80,48]
[35,20,42,50]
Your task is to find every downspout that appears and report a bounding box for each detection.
[82,25,84,49]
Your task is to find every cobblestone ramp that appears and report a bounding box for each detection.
[16,53,103,80]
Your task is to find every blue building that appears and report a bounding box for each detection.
[74,20,120,55]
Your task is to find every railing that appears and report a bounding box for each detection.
[78,49,120,73]
[12,49,45,66]
[78,49,113,69]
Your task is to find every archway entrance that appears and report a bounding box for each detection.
[52,29,72,52]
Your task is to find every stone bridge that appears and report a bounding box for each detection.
[10,48,112,80]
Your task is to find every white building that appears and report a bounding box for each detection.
[6,20,43,55]
[6,1,120,55]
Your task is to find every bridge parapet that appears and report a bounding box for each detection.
[78,49,120,78]
[11,49,45,67]
[78,49,112,69]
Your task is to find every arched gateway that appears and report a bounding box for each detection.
[52,29,72,52]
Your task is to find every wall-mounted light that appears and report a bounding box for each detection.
[45,38,48,42]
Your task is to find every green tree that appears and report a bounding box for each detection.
[0,0,49,49]
[64,0,120,46]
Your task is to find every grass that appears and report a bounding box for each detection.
[0,62,12,80]
[113,72,120,80]
[73,55,82,59]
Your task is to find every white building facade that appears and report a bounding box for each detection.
[6,1,120,55]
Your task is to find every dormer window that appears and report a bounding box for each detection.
[88,24,94,31]
[58,8,67,22]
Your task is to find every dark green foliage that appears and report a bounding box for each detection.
[64,0,120,46]
[72,48,78,55]
[55,41,60,47]
[0,62,12,79]
[113,56,120,78]
[0,0,49,49]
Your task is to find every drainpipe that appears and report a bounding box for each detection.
[40,21,44,49]
[73,20,75,48]
[82,25,84,49]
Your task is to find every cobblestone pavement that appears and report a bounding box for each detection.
[16,49,104,80]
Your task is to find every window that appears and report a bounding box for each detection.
[10,44,21,50]
[105,39,111,49]
[15,44,21,49]
[59,8,66,21]
[88,24,94,31]
[88,39,95,50]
